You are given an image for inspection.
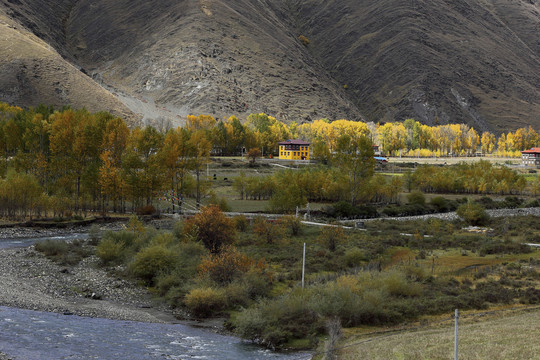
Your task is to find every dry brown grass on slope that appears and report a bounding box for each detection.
[339,309,540,360]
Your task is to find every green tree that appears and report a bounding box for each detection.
[332,134,375,204]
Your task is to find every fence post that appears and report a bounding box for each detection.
[302,243,306,289]
[454,308,459,360]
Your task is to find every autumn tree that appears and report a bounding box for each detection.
[183,205,236,252]
[247,148,262,165]
[188,130,211,208]
[159,127,195,213]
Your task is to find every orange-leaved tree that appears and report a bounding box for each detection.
[183,205,236,252]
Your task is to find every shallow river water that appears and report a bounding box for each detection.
[0,306,310,360]
[0,233,89,249]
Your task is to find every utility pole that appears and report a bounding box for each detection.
[454,309,459,360]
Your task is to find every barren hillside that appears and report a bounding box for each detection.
[0,0,538,131]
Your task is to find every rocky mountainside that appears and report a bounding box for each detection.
[0,0,538,131]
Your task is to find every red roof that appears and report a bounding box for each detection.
[278,139,310,146]
[521,147,540,154]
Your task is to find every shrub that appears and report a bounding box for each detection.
[233,291,322,348]
[241,268,273,299]
[129,244,177,284]
[332,201,377,219]
[88,224,102,245]
[456,202,490,226]
[280,215,303,236]
[224,282,250,308]
[233,215,249,232]
[172,220,184,240]
[183,205,236,252]
[96,237,124,265]
[298,34,310,46]
[430,196,448,212]
[35,239,91,266]
[407,191,426,206]
[319,226,346,252]
[344,248,366,267]
[136,205,156,215]
[35,240,68,257]
[502,196,523,209]
[208,192,231,212]
[253,217,283,244]
[198,246,266,285]
[184,287,226,318]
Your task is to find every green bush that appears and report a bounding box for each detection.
[184,287,226,318]
[224,282,250,308]
[456,202,490,226]
[172,220,184,240]
[88,224,102,245]
[35,239,91,266]
[407,191,426,206]
[344,248,366,267]
[430,196,449,212]
[96,237,124,264]
[233,290,322,348]
[331,201,378,219]
[233,215,249,232]
[35,240,68,257]
[129,244,177,284]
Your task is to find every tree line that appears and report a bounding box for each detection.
[1,102,538,218]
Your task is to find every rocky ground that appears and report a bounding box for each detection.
[0,219,188,326]
[0,245,180,323]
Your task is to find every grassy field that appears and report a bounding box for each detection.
[338,308,540,359]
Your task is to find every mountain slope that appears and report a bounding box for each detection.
[0,0,538,131]
[293,0,540,132]
[0,3,138,123]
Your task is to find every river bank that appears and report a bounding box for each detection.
[0,219,201,328]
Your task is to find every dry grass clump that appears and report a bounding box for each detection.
[339,309,540,359]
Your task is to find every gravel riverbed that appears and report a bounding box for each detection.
[0,220,184,327]
[0,245,178,323]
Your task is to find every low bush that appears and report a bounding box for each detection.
[344,248,366,267]
[129,244,177,285]
[35,239,91,266]
[198,246,267,285]
[183,205,236,252]
[430,196,449,212]
[184,287,226,317]
[456,202,490,226]
[407,191,426,206]
[253,217,283,244]
[233,215,249,232]
[96,231,137,265]
[96,237,124,264]
[35,240,68,257]
[280,215,303,236]
[319,225,346,252]
[331,201,378,219]
[88,225,102,245]
[136,205,156,215]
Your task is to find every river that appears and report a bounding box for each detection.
[0,306,309,360]
[0,234,310,360]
